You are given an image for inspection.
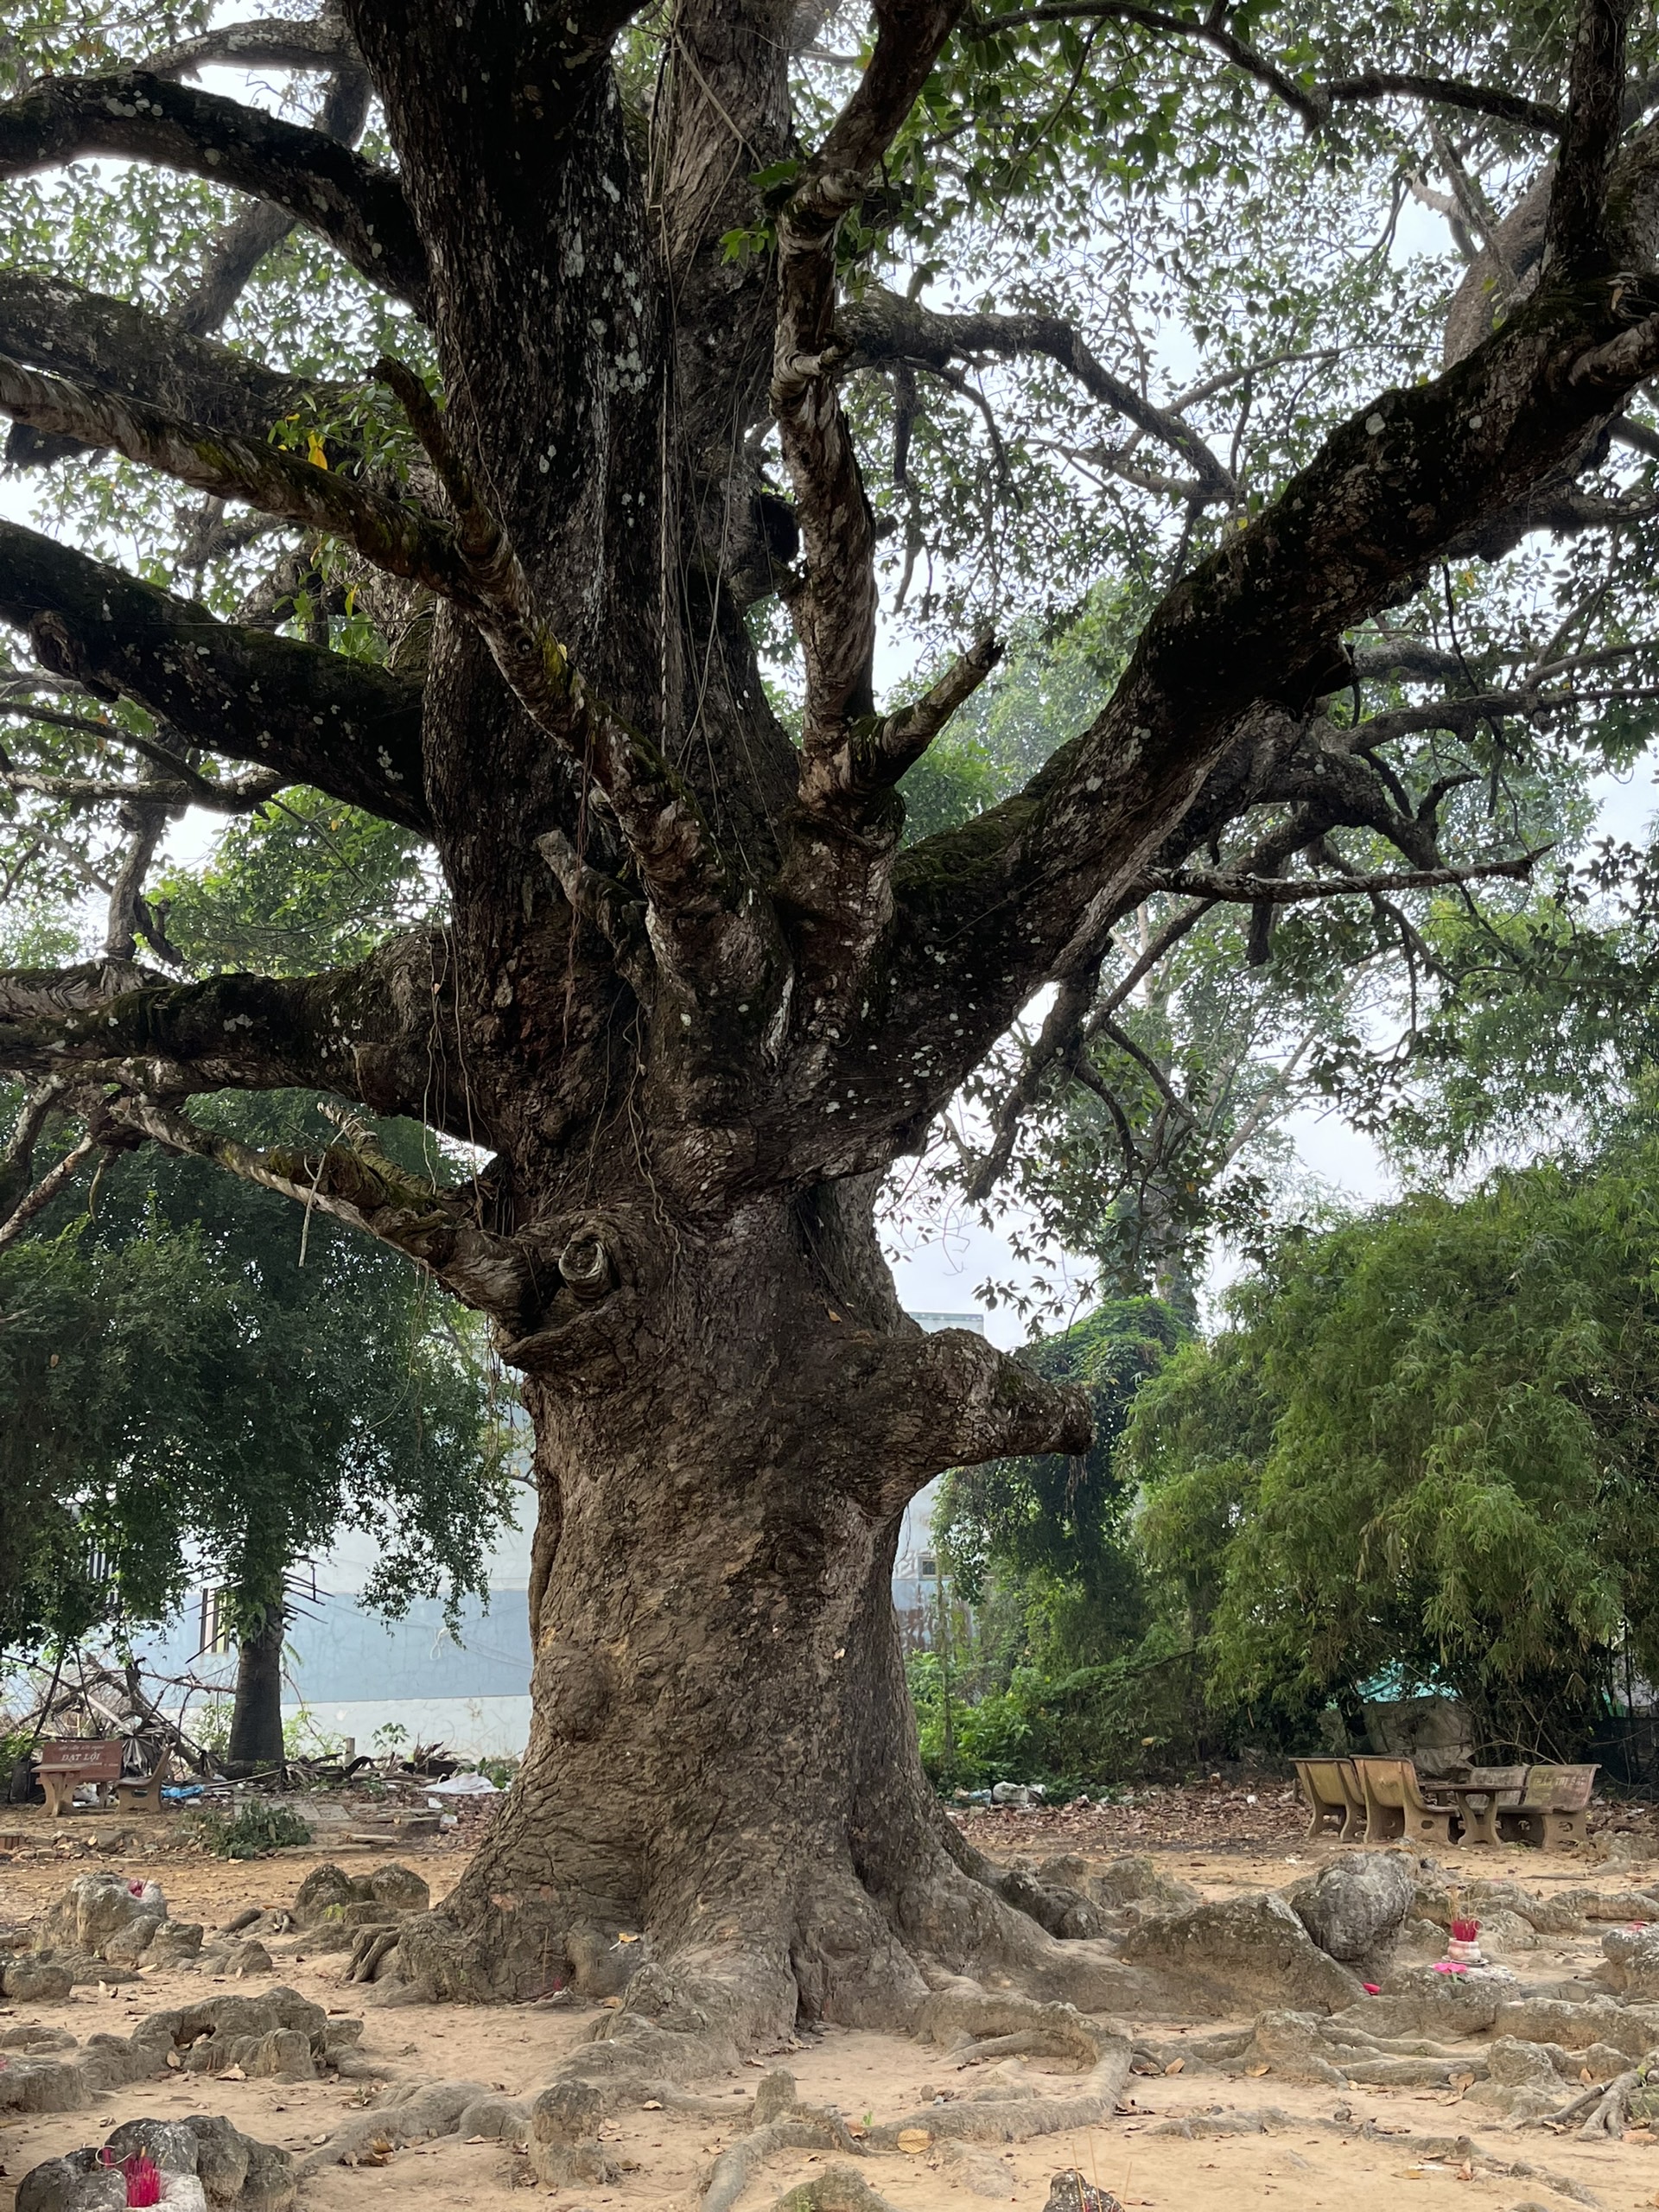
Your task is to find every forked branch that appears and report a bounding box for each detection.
[968,3,1566,136]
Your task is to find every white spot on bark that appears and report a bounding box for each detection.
[1366,413,1385,434]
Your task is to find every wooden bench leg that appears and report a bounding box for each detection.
[41,1773,68,1818]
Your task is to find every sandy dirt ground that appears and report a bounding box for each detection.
[4,1788,1659,2211]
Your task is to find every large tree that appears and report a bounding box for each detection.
[5,0,1659,2079]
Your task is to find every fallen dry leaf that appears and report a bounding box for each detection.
[897,2128,931,2154]
[1246,2063,1271,2077]
[1164,2058,1185,2075]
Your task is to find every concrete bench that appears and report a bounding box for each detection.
[1497,1764,1599,1850]
[35,1740,172,1818]
[35,1738,122,1817]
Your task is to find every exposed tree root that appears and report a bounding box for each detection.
[1147,2107,1600,2205]
[702,2115,866,2212]
[343,1929,400,1984]
[767,2168,904,2212]
[1537,2056,1658,2139]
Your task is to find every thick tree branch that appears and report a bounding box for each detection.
[777,252,1659,1175]
[143,17,356,79]
[172,62,373,341]
[106,1094,537,1321]
[0,71,427,311]
[0,937,482,1141]
[0,758,284,815]
[0,1130,96,1252]
[1141,849,1545,903]
[969,3,1565,135]
[0,521,430,831]
[373,358,761,980]
[774,0,966,756]
[0,353,461,590]
[1547,0,1633,276]
[839,288,1236,498]
[0,271,340,451]
[0,1072,70,1214]
[822,1324,1092,1510]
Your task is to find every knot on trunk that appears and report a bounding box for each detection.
[558,1229,616,1300]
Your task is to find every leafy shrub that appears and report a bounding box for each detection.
[191,1802,314,1858]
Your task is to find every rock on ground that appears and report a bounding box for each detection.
[1119,1891,1363,2015]
[16,2113,293,2212]
[1289,1851,1416,1967]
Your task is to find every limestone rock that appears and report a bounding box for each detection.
[289,1866,358,1922]
[942,2140,1017,2197]
[365,1863,429,1913]
[1475,1908,1538,1955]
[0,2024,77,2052]
[225,1942,273,1978]
[15,2152,128,2212]
[102,2118,200,2175]
[1043,2173,1124,2212]
[127,1988,344,2081]
[36,1875,166,1964]
[1119,1891,1363,2013]
[17,2116,290,2212]
[1597,1926,1659,1998]
[1290,1851,1415,1966]
[528,2077,614,2188]
[1087,1855,1203,1915]
[148,1922,206,1967]
[3,1957,73,2001]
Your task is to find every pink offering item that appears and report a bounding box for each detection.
[123,2154,162,2208]
[1362,1983,1381,1994]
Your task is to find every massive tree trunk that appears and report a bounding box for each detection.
[1,0,1656,2081]
[403,1181,1094,2036]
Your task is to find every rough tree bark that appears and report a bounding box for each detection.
[226,1595,286,1776]
[1,0,1657,2084]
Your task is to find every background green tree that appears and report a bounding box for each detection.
[1127,1132,1659,1761]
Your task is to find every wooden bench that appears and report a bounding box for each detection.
[34,1740,173,1818]
[1294,1756,1366,1840]
[1496,1764,1599,1850]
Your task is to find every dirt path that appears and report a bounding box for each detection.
[4,1792,1658,2210]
